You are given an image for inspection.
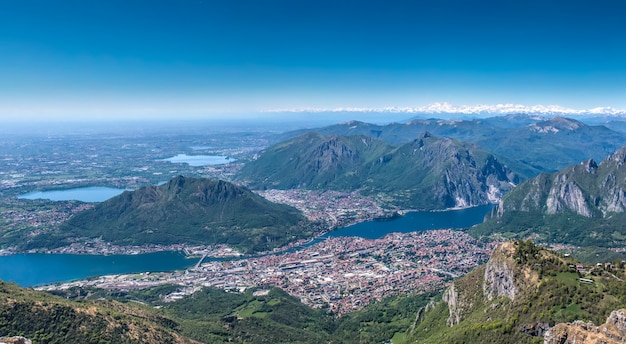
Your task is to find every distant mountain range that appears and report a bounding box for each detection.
[280,116,626,173]
[238,132,519,210]
[27,176,311,253]
[473,147,626,249]
[268,102,626,118]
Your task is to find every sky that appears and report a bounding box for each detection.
[1,0,626,121]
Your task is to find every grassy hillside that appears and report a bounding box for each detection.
[51,284,436,344]
[403,241,626,344]
[0,281,195,344]
[26,176,312,253]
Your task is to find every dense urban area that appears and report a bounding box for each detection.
[39,230,492,315]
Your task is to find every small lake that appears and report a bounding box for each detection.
[160,154,235,166]
[18,186,128,202]
[0,251,195,287]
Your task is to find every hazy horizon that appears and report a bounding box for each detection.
[2,0,625,121]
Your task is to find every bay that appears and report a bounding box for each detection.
[18,186,128,202]
[0,251,194,287]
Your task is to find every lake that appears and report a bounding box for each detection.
[159,154,235,166]
[326,204,493,239]
[18,186,128,202]
[0,205,492,287]
[0,251,195,287]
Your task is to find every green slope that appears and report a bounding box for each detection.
[472,147,626,252]
[28,176,311,253]
[238,132,519,210]
[403,241,626,344]
[239,132,393,190]
[280,116,626,174]
[0,281,194,344]
[52,284,436,344]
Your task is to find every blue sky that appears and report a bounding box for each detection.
[1,0,625,120]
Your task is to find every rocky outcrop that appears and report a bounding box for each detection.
[483,252,518,301]
[482,243,519,301]
[546,176,591,217]
[443,283,462,326]
[544,309,626,344]
[0,337,32,344]
[443,242,525,327]
[498,147,626,218]
[240,131,519,210]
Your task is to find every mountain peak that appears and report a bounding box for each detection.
[528,116,585,133]
[609,146,626,164]
[418,131,432,139]
[412,240,626,342]
[45,177,309,252]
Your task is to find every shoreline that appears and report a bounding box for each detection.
[0,203,496,257]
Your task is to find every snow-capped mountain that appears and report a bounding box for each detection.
[267,102,626,118]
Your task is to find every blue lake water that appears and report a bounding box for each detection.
[160,154,235,166]
[326,204,493,239]
[18,186,128,202]
[0,205,492,287]
[0,252,195,287]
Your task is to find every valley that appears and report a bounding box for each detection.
[3,115,626,343]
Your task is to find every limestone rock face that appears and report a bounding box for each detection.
[482,242,519,301]
[442,283,462,326]
[544,309,626,344]
[498,147,626,218]
[483,256,518,301]
[546,177,591,217]
[442,242,528,328]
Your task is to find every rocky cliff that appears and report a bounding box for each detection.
[441,242,533,327]
[239,132,519,210]
[476,147,626,249]
[409,240,626,343]
[482,242,521,301]
[545,309,626,344]
[497,147,626,218]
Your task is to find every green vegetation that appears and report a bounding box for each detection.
[51,284,437,343]
[238,132,518,209]
[331,292,436,343]
[473,147,626,257]
[0,281,191,343]
[26,176,313,253]
[473,210,626,254]
[403,241,626,343]
[162,287,333,343]
[282,116,626,173]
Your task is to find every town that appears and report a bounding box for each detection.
[40,229,493,315]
